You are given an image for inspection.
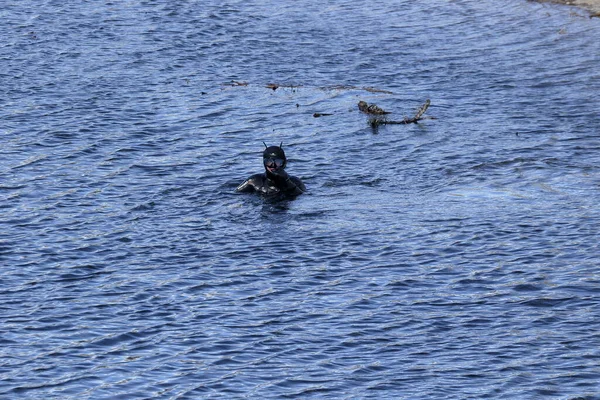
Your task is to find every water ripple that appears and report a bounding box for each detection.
[2,0,600,398]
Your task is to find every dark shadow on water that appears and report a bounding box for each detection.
[261,199,291,216]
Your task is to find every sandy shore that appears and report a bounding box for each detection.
[532,0,600,14]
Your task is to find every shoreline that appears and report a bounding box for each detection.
[531,0,600,14]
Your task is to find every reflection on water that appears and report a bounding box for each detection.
[1,0,600,398]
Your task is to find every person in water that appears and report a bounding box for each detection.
[236,143,305,197]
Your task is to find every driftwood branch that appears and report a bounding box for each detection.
[365,99,432,127]
[358,101,391,115]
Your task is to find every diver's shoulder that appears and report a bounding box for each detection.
[236,173,266,192]
[289,175,306,192]
[248,173,266,183]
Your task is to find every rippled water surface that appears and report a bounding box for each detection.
[2,0,600,398]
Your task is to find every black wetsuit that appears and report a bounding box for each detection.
[236,145,305,197]
[236,172,305,197]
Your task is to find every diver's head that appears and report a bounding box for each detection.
[263,143,286,175]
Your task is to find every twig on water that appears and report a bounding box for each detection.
[367,99,433,128]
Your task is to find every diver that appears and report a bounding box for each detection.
[236,143,305,197]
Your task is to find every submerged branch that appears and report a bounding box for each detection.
[368,99,432,127]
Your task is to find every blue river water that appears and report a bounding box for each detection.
[1,0,600,398]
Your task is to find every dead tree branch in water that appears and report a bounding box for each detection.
[367,99,433,128]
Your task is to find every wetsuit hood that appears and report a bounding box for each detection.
[263,145,286,161]
[263,145,287,175]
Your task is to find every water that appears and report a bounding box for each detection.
[1,0,600,398]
